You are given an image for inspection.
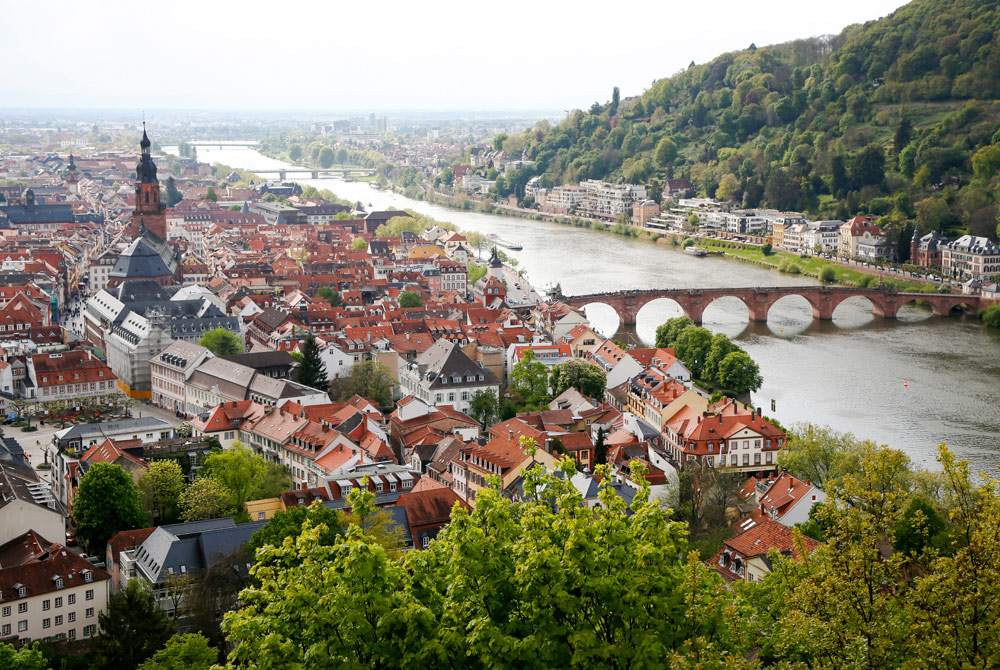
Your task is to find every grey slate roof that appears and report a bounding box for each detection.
[55,417,173,447]
[410,339,497,389]
[132,517,267,586]
[109,237,172,280]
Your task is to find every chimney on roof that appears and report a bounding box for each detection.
[757,406,762,416]
[508,429,513,440]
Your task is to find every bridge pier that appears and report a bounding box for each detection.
[278,170,286,180]
[684,302,705,325]
[812,302,835,320]
[748,304,769,322]
[871,299,899,319]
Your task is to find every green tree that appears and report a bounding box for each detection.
[820,266,837,282]
[777,423,866,488]
[715,350,763,394]
[549,359,606,400]
[375,215,427,238]
[200,443,291,511]
[971,144,1000,181]
[137,633,216,670]
[894,116,913,155]
[655,316,695,348]
[288,144,303,162]
[850,143,886,190]
[761,242,773,255]
[467,388,499,428]
[93,580,175,670]
[179,477,235,522]
[205,186,217,202]
[981,304,1000,328]
[351,237,367,250]
[220,460,740,670]
[247,501,345,561]
[398,290,422,308]
[655,136,678,167]
[318,146,335,169]
[0,642,47,670]
[139,460,185,524]
[329,360,397,412]
[673,325,714,378]
[295,332,328,391]
[594,427,607,465]
[73,462,148,554]
[703,333,739,384]
[893,496,948,556]
[198,328,244,356]
[164,176,183,207]
[509,350,551,407]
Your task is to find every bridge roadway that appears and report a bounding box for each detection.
[556,285,982,325]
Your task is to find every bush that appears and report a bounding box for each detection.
[761,242,773,255]
[778,259,802,274]
[857,275,876,288]
[682,237,695,247]
[981,304,1000,328]
[819,266,837,283]
[21,425,37,432]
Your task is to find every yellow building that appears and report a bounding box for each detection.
[408,244,446,260]
[244,497,284,522]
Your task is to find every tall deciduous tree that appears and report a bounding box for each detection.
[0,642,47,670]
[397,290,422,308]
[467,388,499,428]
[137,633,216,670]
[179,477,234,522]
[655,316,694,348]
[139,460,185,524]
[164,177,183,207]
[73,462,148,554]
[295,332,328,391]
[716,350,763,394]
[220,460,742,670]
[198,328,243,356]
[199,443,290,510]
[673,325,714,378]
[549,359,606,400]
[329,360,396,412]
[93,580,175,670]
[508,349,550,408]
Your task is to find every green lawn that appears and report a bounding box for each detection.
[699,239,934,291]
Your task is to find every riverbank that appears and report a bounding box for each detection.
[395,184,947,293]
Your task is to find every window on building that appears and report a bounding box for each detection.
[84,624,96,636]
[18,603,26,614]
[43,600,50,611]
[17,621,26,633]
[85,590,93,601]
[54,597,62,608]
[67,595,75,605]
[1,624,8,636]
[68,612,75,623]
[1,606,9,617]
[43,618,51,629]
[422,536,430,549]
[54,615,62,626]
[85,608,94,618]
[742,454,749,465]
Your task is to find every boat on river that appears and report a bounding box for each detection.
[487,233,523,250]
[684,245,707,257]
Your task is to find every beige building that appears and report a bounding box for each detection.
[941,235,1000,280]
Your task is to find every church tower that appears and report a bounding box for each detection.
[66,154,79,194]
[488,246,503,280]
[131,124,167,240]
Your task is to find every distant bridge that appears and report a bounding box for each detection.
[252,168,377,181]
[556,285,982,325]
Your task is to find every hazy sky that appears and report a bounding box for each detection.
[3,0,909,112]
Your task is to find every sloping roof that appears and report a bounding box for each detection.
[411,339,497,389]
[0,531,110,600]
[109,236,173,279]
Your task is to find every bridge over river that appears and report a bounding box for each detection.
[555,285,982,325]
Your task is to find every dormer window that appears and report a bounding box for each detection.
[83,570,92,583]
[16,586,26,598]
[55,578,63,589]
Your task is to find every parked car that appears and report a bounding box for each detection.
[65,531,77,547]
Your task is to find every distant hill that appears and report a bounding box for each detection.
[490,0,1000,253]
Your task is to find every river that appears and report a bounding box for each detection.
[171,145,1000,472]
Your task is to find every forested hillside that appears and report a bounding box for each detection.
[493,0,1000,248]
